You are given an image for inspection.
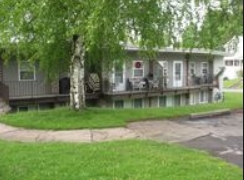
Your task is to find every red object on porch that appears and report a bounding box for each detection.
[135,61,142,68]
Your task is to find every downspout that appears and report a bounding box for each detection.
[185,53,190,86]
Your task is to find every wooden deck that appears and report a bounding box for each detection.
[9,92,102,106]
[104,84,217,99]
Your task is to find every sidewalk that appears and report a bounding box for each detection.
[0,123,139,143]
[0,120,208,143]
[224,88,243,93]
[0,112,242,144]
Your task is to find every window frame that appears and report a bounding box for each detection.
[133,61,144,78]
[199,91,208,104]
[201,62,209,76]
[189,62,196,76]
[18,61,36,81]
[158,96,167,107]
[133,98,144,109]
[113,100,124,109]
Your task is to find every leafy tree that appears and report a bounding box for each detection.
[0,0,242,110]
[182,0,243,49]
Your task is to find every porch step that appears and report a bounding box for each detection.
[0,98,10,115]
[189,109,231,120]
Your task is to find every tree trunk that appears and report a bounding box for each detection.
[70,35,86,110]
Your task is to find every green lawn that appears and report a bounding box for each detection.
[224,78,243,88]
[0,140,242,180]
[0,92,243,130]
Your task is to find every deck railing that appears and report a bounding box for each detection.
[4,79,101,99]
[3,81,57,98]
[103,74,215,94]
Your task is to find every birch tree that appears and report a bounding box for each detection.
[0,0,241,110]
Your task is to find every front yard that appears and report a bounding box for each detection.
[224,78,243,89]
[0,92,242,130]
[0,140,242,180]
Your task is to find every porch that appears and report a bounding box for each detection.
[103,74,216,99]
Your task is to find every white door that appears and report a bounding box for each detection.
[113,64,125,91]
[173,61,183,87]
[158,61,168,88]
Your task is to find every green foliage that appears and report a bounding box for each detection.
[0,0,242,78]
[0,0,179,78]
[182,0,243,49]
[0,140,242,180]
[0,93,242,130]
[0,0,229,78]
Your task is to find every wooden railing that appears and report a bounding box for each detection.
[0,82,9,102]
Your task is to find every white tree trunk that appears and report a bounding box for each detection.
[70,35,86,110]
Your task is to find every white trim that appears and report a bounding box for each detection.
[189,92,197,105]
[199,91,208,104]
[18,61,36,81]
[189,62,196,76]
[112,63,126,91]
[201,62,209,75]
[133,60,144,78]
[173,61,183,87]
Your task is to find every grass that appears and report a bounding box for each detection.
[224,78,243,88]
[0,140,242,180]
[0,92,243,130]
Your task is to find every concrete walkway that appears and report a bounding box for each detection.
[0,118,222,144]
[0,120,208,143]
[0,112,243,167]
[0,124,139,143]
[224,88,243,93]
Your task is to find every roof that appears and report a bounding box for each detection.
[124,46,230,57]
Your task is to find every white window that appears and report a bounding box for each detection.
[133,98,143,108]
[189,62,196,76]
[202,62,209,75]
[133,61,144,78]
[225,60,234,66]
[114,65,123,83]
[234,60,240,67]
[199,91,208,104]
[19,61,35,81]
[190,92,196,105]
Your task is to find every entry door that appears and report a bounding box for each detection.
[159,61,168,87]
[113,64,125,91]
[173,61,183,87]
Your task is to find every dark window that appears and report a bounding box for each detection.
[18,106,28,112]
[174,95,181,106]
[19,61,35,81]
[159,97,167,107]
[134,99,143,108]
[114,100,124,109]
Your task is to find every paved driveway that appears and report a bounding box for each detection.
[128,112,243,168]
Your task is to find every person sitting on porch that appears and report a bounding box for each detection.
[143,72,153,90]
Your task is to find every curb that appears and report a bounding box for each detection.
[189,109,231,120]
